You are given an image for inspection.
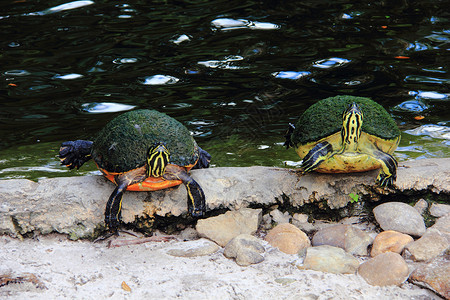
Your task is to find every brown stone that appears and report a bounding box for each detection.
[265,223,310,254]
[358,252,409,286]
[371,230,414,257]
[409,257,450,299]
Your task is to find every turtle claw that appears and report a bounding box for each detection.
[93,230,118,243]
[59,140,93,169]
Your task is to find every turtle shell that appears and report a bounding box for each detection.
[291,95,400,146]
[92,109,198,173]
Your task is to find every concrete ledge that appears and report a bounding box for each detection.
[1,158,449,239]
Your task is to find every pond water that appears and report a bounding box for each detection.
[0,0,449,180]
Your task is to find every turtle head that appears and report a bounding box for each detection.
[147,142,170,177]
[341,102,363,150]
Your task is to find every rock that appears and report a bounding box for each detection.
[0,158,449,239]
[269,209,290,224]
[223,234,265,266]
[358,252,409,286]
[404,229,449,261]
[196,208,262,247]
[373,202,426,237]
[431,214,450,243]
[430,203,450,218]
[179,227,199,241]
[291,213,315,233]
[311,224,373,256]
[414,199,428,215]
[166,239,220,257]
[265,223,310,255]
[409,256,450,299]
[300,245,360,274]
[370,230,413,257]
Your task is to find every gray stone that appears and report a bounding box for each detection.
[414,199,428,215]
[0,158,449,239]
[405,229,449,261]
[300,245,360,274]
[430,203,450,218]
[223,234,265,266]
[269,209,291,224]
[373,202,426,237]
[358,252,409,286]
[312,224,373,256]
[431,214,450,243]
[409,256,450,299]
[166,239,220,257]
[196,208,262,247]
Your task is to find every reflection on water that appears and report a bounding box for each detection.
[0,0,449,180]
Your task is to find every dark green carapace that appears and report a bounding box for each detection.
[291,95,400,147]
[92,109,198,173]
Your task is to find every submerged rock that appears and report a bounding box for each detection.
[373,202,426,237]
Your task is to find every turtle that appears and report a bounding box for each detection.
[58,109,211,238]
[284,95,401,187]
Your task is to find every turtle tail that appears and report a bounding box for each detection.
[192,146,211,169]
[58,140,93,169]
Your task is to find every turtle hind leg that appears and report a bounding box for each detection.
[59,140,93,169]
[192,146,211,169]
[283,123,295,149]
[164,165,206,217]
[373,150,397,187]
[301,141,333,173]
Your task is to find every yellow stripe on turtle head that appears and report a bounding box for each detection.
[147,142,170,177]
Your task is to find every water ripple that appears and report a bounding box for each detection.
[81,102,136,113]
[272,71,311,80]
[312,57,351,69]
[140,75,180,85]
[211,18,280,31]
[405,124,450,140]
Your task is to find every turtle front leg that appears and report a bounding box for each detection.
[301,141,334,173]
[164,165,206,217]
[373,150,398,187]
[58,140,93,169]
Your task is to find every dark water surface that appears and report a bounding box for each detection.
[0,0,449,180]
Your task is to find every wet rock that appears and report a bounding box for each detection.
[269,209,291,224]
[370,230,413,257]
[414,199,428,215]
[430,203,450,218]
[223,234,265,266]
[300,245,359,274]
[373,202,426,237]
[166,239,220,257]
[358,252,409,286]
[311,224,373,256]
[265,223,310,255]
[404,229,449,261]
[196,208,262,247]
[409,256,450,299]
[431,214,450,243]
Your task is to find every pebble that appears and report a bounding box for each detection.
[196,208,262,246]
[311,224,373,256]
[370,230,413,257]
[291,213,315,233]
[404,228,449,261]
[409,256,450,299]
[413,199,428,215]
[269,209,291,224]
[265,223,310,255]
[223,234,265,266]
[300,245,360,274]
[429,203,450,218]
[373,202,426,237]
[358,252,409,286]
[166,238,220,257]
